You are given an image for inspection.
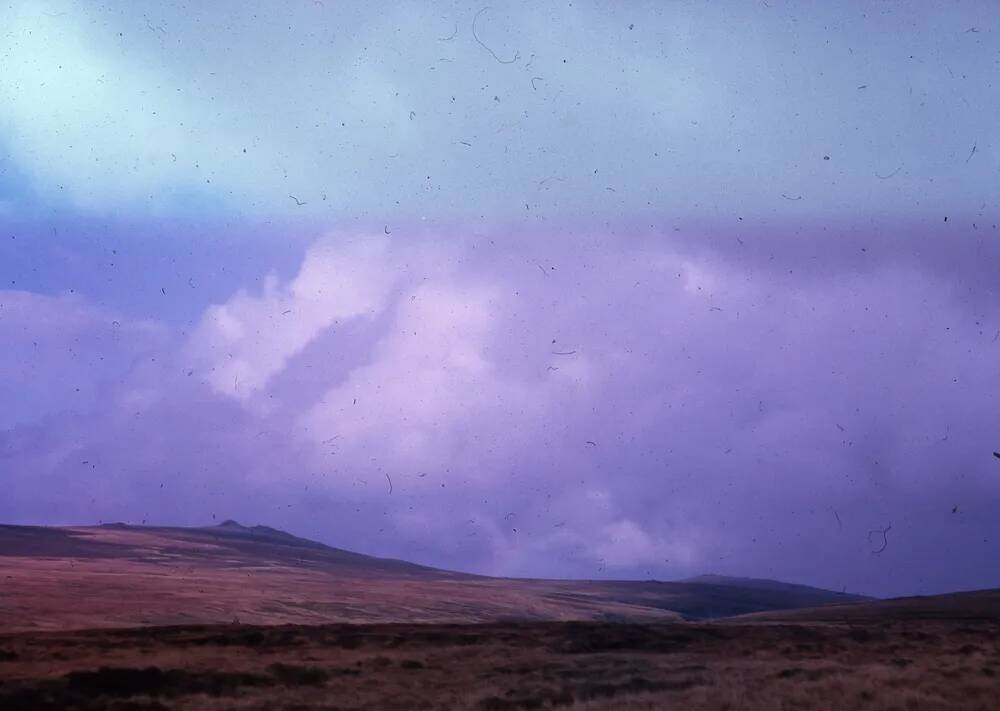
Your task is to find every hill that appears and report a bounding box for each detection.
[731,587,1000,624]
[0,522,863,632]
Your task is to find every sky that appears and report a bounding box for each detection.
[0,0,998,598]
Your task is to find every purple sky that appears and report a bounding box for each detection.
[1,1,999,598]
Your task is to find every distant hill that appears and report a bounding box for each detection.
[682,574,871,598]
[733,588,1000,624]
[0,522,865,632]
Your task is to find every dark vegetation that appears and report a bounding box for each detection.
[2,608,999,710]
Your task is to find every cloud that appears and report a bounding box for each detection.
[1,1,996,222]
[297,277,569,474]
[2,228,999,596]
[0,3,219,212]
[184,236,398,400]
[594,520,699,570]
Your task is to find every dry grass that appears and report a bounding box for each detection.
[2,524,997,708]
[0,524,860,632]
[1,618,998,710]
[0,554,681,631]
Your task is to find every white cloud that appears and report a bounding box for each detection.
[184,236,397,400]
[297,278,551,473]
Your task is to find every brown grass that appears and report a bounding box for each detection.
[1,618,998,710]
[0,524,860,632]
[2,524,997,708]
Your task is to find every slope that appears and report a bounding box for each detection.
[0,522,864,632]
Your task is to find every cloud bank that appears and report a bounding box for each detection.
[1,0,996,222]
[2,227,998,598]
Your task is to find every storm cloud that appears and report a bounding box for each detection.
[1,1,997,598]
[3,228,998,598]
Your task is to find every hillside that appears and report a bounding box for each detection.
[731,587,1000,624]
[0,522,863,632]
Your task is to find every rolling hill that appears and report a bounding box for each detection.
[0,521,865,632]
